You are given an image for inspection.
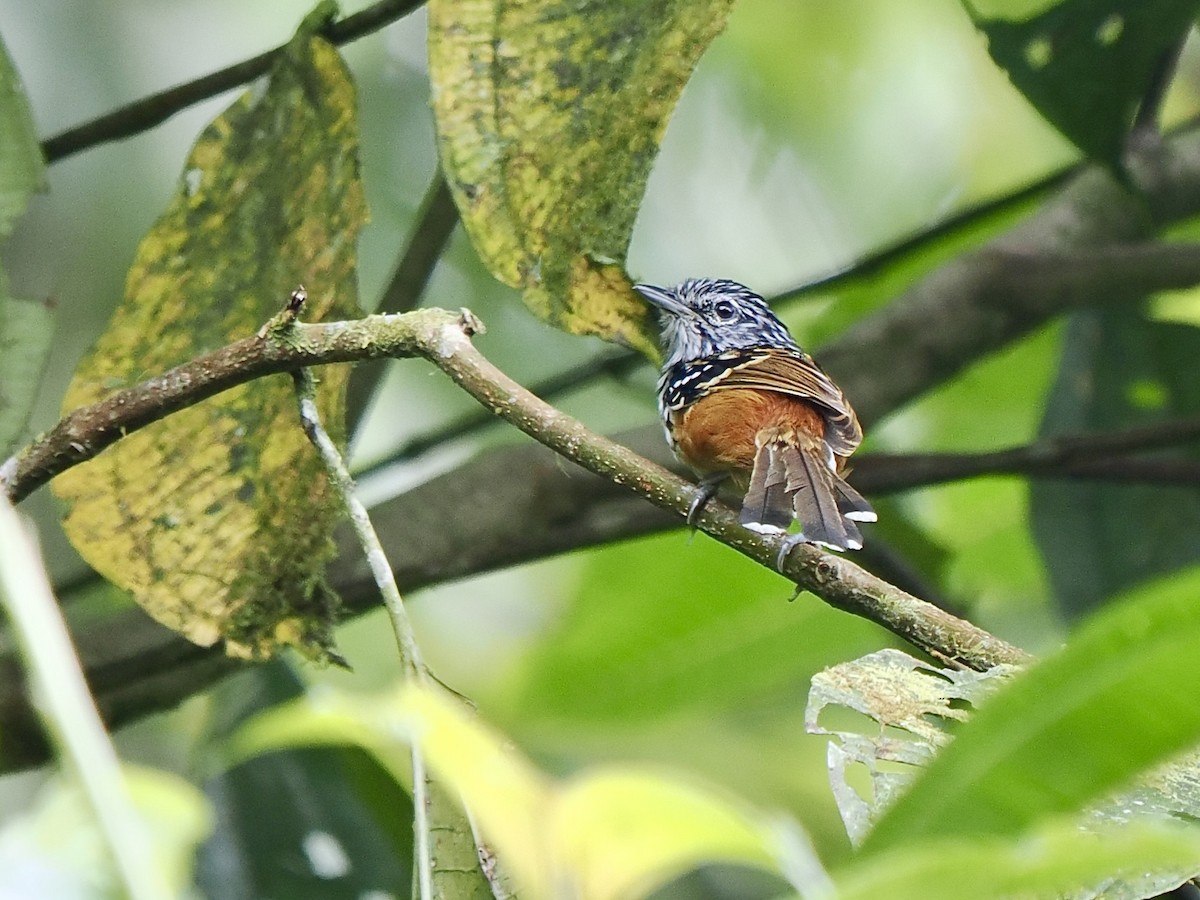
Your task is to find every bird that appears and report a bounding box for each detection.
[634,277,875,567]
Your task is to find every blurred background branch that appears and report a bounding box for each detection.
[39,0,427,162]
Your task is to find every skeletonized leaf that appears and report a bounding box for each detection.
[0,32,51,459]
[806,649,1018,846]
[427,0,735,356]
[52,12,365,661]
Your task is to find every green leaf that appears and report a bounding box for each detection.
[811,648,1200,898]
[227,686,499,897]
[51,18,366,660]
[0,32,51,459]
[196,665,413,899]
[0,295,53,459]
[836,819,1200,900]
[427,0,735,356]
[1031,306,1200,619]
[861,565,1200,853]
[0,31,44,232]
[963,0,1200,166]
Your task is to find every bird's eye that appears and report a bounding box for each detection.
[713,300,737,320]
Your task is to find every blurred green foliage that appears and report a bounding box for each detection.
[4,0,1200,896]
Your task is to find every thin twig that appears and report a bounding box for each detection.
[1,309,454,504]
[778,163,1078,301]
[291,369,427,680]
[0,497,170,900]
[286,302,433,896]
[376,175,459,317]
[410,747,434,900]
[40,0,426,162]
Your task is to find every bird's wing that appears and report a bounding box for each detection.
[704,348,863,456]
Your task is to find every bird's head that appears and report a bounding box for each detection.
[633,278,797,368]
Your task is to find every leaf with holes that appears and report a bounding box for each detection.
[428,0,735,357]
[811,646,1200,896]
[963,0,1200,166]
[806,649,1018,847]
[52,8,365,661]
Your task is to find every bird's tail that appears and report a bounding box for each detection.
[740,434,875,551]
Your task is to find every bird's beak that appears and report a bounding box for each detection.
[633,283,688,318]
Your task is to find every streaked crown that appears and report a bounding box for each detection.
[633,278,798,369]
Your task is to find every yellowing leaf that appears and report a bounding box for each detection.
[233,685,796,900]
[52,17,365,661]
[427,0,735,356]
[403,687,788,899]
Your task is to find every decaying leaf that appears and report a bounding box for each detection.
[428,0,736,356]
[52,12,365,661]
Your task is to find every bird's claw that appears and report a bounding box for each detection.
[686,477,726,527]
[775,533,805,572]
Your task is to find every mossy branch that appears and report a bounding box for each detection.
[3,304,1028,671]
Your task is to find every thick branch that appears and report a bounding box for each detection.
[822,128,1200,423]
[19,406,1191,770]
[0,302,1035,769]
